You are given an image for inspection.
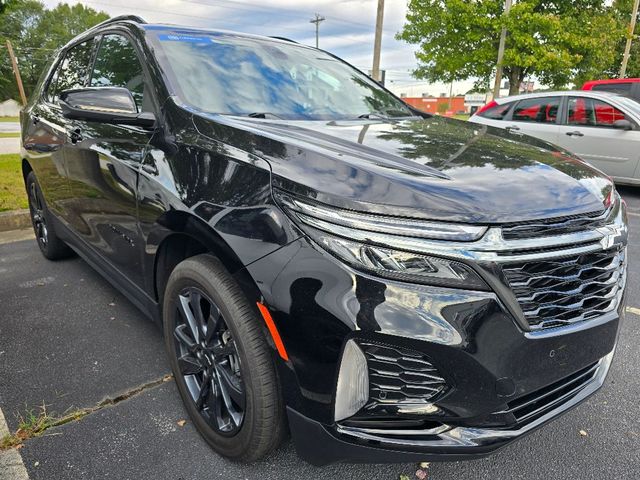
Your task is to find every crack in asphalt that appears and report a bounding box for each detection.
[1,374,173,450]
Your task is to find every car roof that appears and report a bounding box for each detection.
[583,78,640,89]
[494,90,624,104]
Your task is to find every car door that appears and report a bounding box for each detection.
[556,96,640,179]
[22,40,95,226]
[502,96,561,145]
[63,32,154,288]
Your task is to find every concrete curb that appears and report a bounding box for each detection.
[0,209,30,232]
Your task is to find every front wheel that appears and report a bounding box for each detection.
[163,254,286,461]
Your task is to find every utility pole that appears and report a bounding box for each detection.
[6,40,27,106]
[492,0,512,99]
[310,13,325,49]
[371,0,385,82]
[620,0,640,78]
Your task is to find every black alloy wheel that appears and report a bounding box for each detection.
[163,254,286,461]
[25,171,73,260]
[173,286,246,435]
[29,179,48,249]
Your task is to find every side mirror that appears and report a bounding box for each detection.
[59,87,155,128]
[612,119,634,131]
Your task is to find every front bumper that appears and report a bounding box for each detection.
[289,349,615,465]
[245,196,627,465]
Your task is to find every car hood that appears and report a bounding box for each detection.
[193,114,612,224]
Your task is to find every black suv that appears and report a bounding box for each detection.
[21,16,628,465]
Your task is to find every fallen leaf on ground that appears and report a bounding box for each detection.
[108,302,115,306]
[177,420,187,427]
[415,469,427,480]
[579,430,588,437]
[419,462,430,469]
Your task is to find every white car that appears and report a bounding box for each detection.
[469,90,640,185]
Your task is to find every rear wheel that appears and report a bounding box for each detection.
[163,254,285,461]
[26,171,73,260]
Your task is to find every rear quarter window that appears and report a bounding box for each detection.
[478,102,513,120]
[591,83,633,95]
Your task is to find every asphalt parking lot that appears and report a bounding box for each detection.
[1,187,639,480]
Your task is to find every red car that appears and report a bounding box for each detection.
[582,78,640,101]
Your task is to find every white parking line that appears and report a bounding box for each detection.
[0,407,29,480]
[627,211,640,218]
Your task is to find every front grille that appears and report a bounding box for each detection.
[501,208,609,240]
[502,247,626,330]
[500,362,599,425]
[359,342,447,404]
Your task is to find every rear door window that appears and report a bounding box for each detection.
[511,97,560,123]
[47,40,95,103]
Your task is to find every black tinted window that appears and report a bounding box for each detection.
[48,40,94,102]
[512,97,560,123]
[592,83,632,95]
[90,34,144,111]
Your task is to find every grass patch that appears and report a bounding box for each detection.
[452,114,470,121]
[0,153,27,212]
[0,132,19,138]
[0,403,90,450]
[0,116,19,122]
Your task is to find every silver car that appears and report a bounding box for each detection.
[469,90,640,185]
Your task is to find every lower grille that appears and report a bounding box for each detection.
[500,362,600,425]
[359,342,447,405]
[502,247,626,330]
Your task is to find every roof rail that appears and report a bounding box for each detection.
[269,36,298,43]
[91,15,146,30]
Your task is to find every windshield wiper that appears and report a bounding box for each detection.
[247,112,283,119]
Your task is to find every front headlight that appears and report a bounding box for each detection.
[276,191,489,290]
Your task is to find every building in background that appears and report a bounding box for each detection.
[0,99,20,116]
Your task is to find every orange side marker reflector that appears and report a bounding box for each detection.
[256,302,289,361]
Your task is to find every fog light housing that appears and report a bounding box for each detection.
[335,340,369,421]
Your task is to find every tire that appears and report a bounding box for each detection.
[26,171,74,260]
[163,254,286,462]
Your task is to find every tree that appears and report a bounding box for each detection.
[397,0,623,94]
[0,1,108,101]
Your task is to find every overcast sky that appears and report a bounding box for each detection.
[43,0,476,95]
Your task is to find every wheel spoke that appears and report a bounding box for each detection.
[195,374,211,410]
[215,364,245,412]
[211,342,235,357]
[205,304,222,343]
[178,353,203,376]
[178,294,200,343]
[174,324,196,351]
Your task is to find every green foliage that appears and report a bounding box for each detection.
[397,0,625,93]
[0,1,108,101]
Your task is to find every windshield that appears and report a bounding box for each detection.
[147,29,412,120]
[615,95,640,117]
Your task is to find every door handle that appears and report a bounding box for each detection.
[506,125,520,132]
[566,130,584,137]
[69,128,83,144]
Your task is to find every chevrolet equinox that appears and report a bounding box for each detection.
[20,15,628,465]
